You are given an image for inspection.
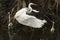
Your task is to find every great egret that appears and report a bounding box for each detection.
[51,21,55,33]
[14,3,47,28]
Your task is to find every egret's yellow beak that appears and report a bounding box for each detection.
[32,3,37,5]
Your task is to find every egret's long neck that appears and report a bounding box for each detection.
[28,4,32,13]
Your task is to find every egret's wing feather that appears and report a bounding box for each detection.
[16,14,47,28]
[25,16,47,28]
[14,8,27,18]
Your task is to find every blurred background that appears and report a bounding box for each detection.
[0,0,60,40]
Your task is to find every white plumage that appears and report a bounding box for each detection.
[14,3,47,28]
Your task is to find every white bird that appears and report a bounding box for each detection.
[51,21,55,33]
[14,3,47,28]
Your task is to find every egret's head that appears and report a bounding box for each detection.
[27,3,38,13]
[29,3,37,6]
